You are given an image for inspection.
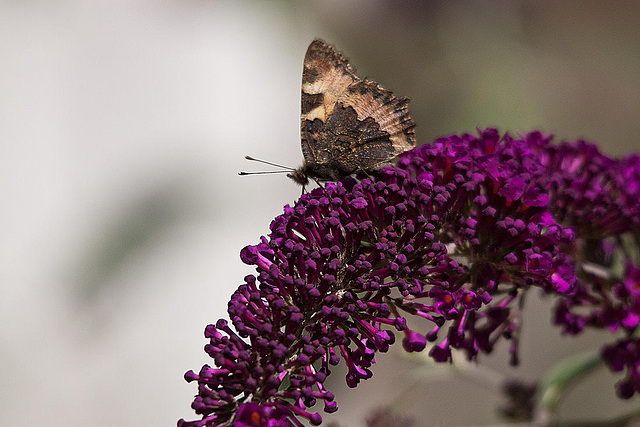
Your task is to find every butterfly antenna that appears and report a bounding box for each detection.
[244,155,295,171]
[238,170,290,176]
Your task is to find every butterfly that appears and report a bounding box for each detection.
[242,39,416,187]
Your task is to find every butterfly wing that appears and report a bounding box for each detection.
[299,39,415,181]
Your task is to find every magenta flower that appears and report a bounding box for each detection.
[179,129,640,426]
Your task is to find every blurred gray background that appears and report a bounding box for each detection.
[1,1,639,426]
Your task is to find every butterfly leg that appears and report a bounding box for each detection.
[312,178,325,189]
[313,178,336,198]
[355,168,374,182]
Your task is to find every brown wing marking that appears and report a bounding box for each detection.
[300,118,324,165]
[337,80,416,156]
[321,103,397,171]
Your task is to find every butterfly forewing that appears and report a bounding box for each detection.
[301,40,358,122]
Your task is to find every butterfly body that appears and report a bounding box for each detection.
[291,39,416,186]
[288,159,355,186]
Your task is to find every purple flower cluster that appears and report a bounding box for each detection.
[179,129,640,426]
[525,139,640,398]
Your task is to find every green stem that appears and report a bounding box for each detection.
[538,350,604,413]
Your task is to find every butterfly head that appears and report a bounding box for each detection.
[287,167,309,186]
